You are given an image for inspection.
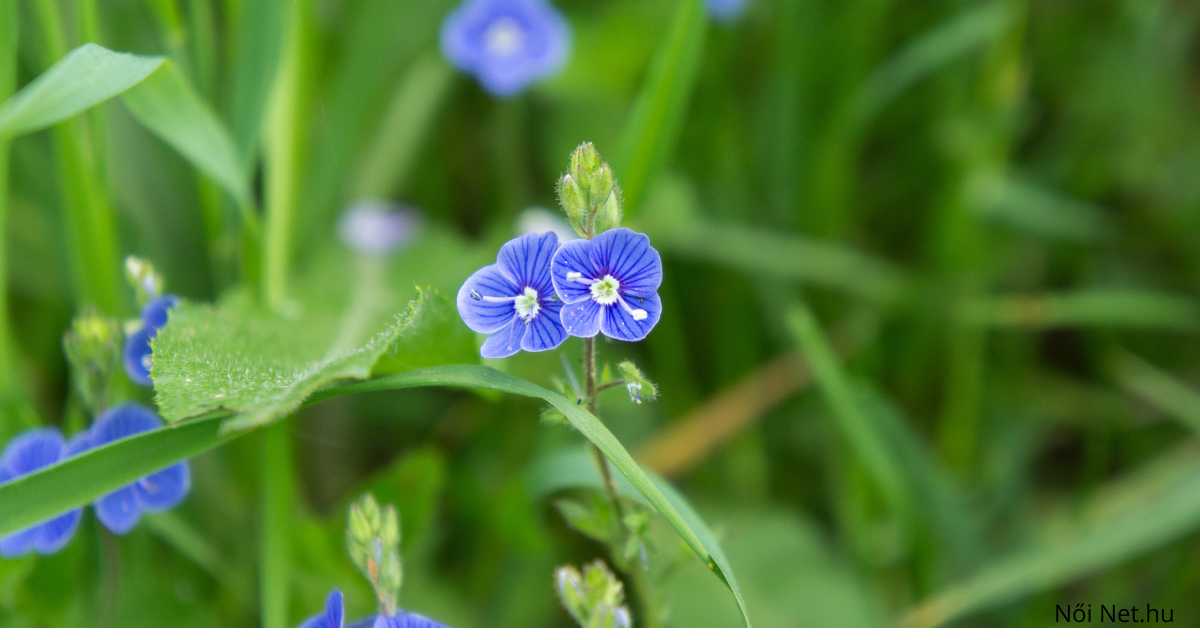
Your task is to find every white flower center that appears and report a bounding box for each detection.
[590,275,621,306]
[514,287,541,321]
[484,17,525,57]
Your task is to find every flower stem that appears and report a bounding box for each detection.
[583,337,628,530]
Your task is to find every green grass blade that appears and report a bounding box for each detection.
[0,365,750,627]
[0,43,163,138]
[616,0,706,213]
[1108,350,1200,435]
[960,290,1200,330]
[786,303,911,521]
[226,0,286,167]
[903,442,1200,626]
[121,61,250,209]
[260,424,294,627]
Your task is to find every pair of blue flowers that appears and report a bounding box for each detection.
[302,590,445,629]
[457,228,663,358]
[0,404,189,556]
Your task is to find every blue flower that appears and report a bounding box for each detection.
[374,611,448,628]
[0,429,87,557]
[706,0,747,21]
[441,0,570,96]
[458,231,568,358]
[88,404,190,534]
[123,295,178,386]
[339,201,421,256]
[301,589,345,628]
[551,227,663,341]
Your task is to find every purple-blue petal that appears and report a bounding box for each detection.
[123,326,154,386]
[135,462,190,511]
[590,228,662,295]
[707,0,747,21]
[2,428,65,474]
[440,0,569,97]
[338,202,420,256]
[497,231,559,291]
[0,428,83,556]
[301,589,345,628]
[32,509,82,554]
[95,485,141,535]
[480,318,527,359]
[550,238,597,304]
[457,264,520,335]
[141,295,178,333]
[560,299,603,338]
[373,611,447,628]
[520,298,567,352]
[601,292,662,342]
[90,404,162,446]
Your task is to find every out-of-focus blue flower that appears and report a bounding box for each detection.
[89,404,190,534]
[0,429,87,557]
[374,611,448,628]
[338,201,422,256]
[441,0,570,96]
[551,228,662,342]
[706,0,747,22]
[301,590,345,628]
[123,295,178,386]
[458,232,568,358]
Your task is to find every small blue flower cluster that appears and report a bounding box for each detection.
[301,589,446,629]
[0,403,190,557]
[441,0,569,96]
[124,295,178,386]
[457,228,663,358]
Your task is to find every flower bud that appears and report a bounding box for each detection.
[124,256,163,307]
[554,560,632,628]
[63,310,122,413]
[558,142,623,238]
[347,494,403,615]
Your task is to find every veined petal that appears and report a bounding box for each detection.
[601,292,662,342]
[135,462,190,511]
[591,228,662,295]
[95,485,141,535]
[551,239,597,303]
[520,298,567,351]
[301,590,345,628]
[497,231,558,291]
[560,300,603,338]
[481,318,527,359]
[457,264,519,334]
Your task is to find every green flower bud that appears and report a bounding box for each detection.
[63,310,122,413]
[554,560,632,628]
[125,256,163,307]
[558,142,623,238]
[617,361,658,404]
[347,493,403,615]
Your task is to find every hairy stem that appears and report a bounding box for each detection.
[583,337,628,530]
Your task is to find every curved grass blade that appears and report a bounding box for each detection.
[616,0,706,213]
[0,43,163,138]
[959,290,1200,331]
[0,365,750,627]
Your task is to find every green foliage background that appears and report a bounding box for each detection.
[2,0,1200,628]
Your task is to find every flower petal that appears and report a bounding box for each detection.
[0,526,38,557]
[520,299,566,352]
[373,611,447,628]
[95,485,141,535]
[457,264,519,334]
[480,318,527,359]
[90,403,162,447]
[141,295,178,333]
[497,231,558,291]
[560,300,603,338]
[591,228,662,295]
[551,238,597,304]
[601,292,662,342]
[2,428,65,475]
[32,509,82,554]
[301,589,345,628]
[123,326,154,386]
[135,462,190,511]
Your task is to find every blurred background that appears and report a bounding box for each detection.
[3,0,1200,628]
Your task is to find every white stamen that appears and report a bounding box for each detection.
[616,295,649,321]
[484,16,525,57]
[513,287,541,322]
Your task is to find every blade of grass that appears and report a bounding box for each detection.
[616,0,706,213]
[260,423,294,627]
[960,290,1200,330]
[1108,350,1200,435]
[0,365,750,627]
[226,0,286,168]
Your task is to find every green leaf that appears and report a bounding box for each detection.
[960,290,1200,330]
[0,366,750,627]
[0,43,163,138]
[529,448,751,627]
[616,0,706,213]
[122,61,250,208]
[903,442,1200,626]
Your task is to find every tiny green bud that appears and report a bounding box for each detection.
[617,361,658,404]
[554,560,632,628]
[63,310,122,413]
[125,255,163,307]
[347,493,404,615]
[558,174,588,237]
[558,142,623,238]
